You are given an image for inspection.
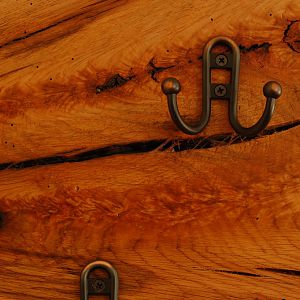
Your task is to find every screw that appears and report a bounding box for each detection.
[92,279,105,293]
[215,54,228,67]
[214,84,227,97]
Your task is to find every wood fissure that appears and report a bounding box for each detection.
[239,42,272,53]
[95,72,135,93]
[147,57,176,82]
[0,119,299,171]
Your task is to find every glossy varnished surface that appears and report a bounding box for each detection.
[0,0,299,162]
[0,127,300,299]
[0,0,299,299]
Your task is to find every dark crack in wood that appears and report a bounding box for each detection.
[239,42,272,53]
[95,73,135,93]
[0,119,299,171]
[147,58,175,82]
[214,269,262,277]
[257,268,300,277]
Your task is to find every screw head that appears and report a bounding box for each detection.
[161,78,181,95]
[214,84,227,97]
[92,279,105,293]
[263,81,282,99]
[215,54,228,67]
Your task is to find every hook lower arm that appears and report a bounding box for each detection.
[229,81,282,137]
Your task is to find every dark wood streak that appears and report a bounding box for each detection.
[0,212,4,228]
[0,64,34,78]
[257,268,300,276]
[239,42,272,53]
[96,73,135,93]
[0,0,125,57]
[0,246,78,261]
[147,57,175,82]
[214,269,262,277]
[0,290,47,300]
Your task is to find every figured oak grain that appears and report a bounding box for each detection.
[0,0,300,299]
[0,0,299,162]
[0,127,299,299]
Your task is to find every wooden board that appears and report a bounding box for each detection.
[0,0,300,299]
[0,0,299,162]
[0,127,300,299]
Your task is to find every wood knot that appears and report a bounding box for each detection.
[284,20,300,53]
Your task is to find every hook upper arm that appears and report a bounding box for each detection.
[162,78,210,135]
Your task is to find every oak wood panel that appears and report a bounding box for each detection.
[1,0,300,299]
[0,0,299,162]
[0,127,299,299]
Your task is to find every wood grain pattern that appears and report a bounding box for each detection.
[0,0,299,162]
[0,127,300,299]
[0,0,300,299]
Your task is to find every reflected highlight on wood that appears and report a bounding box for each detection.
[0,0,299,299]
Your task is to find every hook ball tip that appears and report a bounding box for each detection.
[161,78,181,95]
[263,81,282,99]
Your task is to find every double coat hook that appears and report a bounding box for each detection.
[162,36,282,137]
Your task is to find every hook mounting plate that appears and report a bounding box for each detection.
[88,278,111,295]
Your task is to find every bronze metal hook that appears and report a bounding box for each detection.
[161,36,282,137]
